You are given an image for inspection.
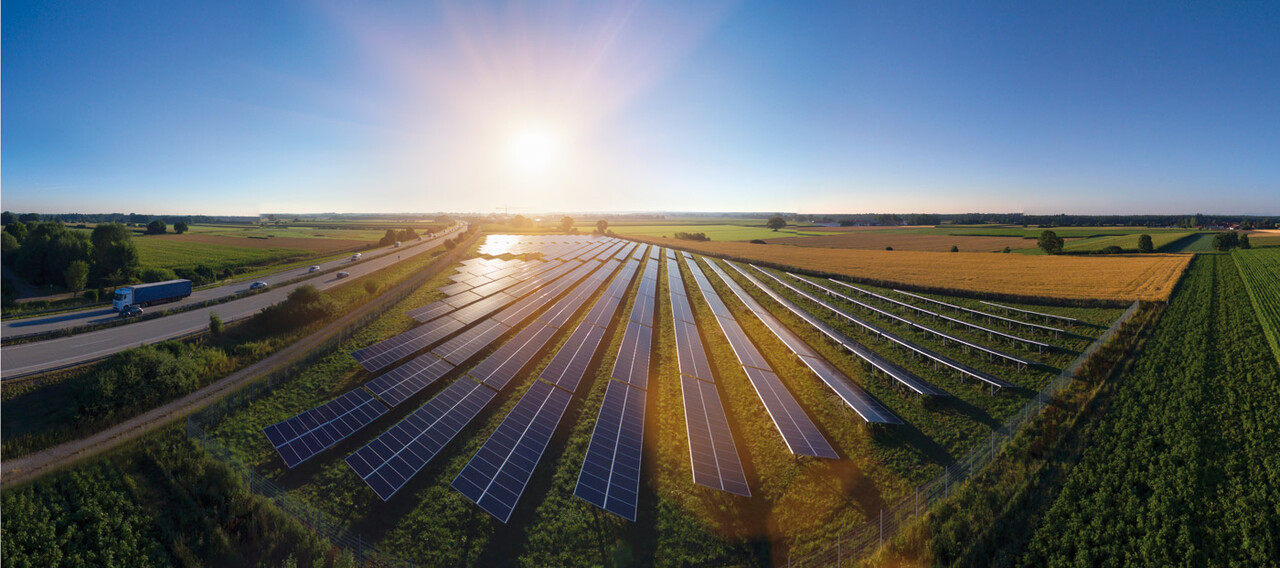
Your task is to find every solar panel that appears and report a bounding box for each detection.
[680,375,750,496]
[472,277,518,298]
[470,322,561,390]
[352,316,465,373]
[575,379,646,520]
[672,319,715,382]
[432,319,508,366]
[263,388,389,468]
[449,293,513,326]
[439,281,473,296]
[407,300,454,323]
[365,353,455,407]
[540,323,607,393]
[713,317,772,371]
[346,378,498,500]
[611,320,653,389]
[452,380,575,523]
[442,290,482,309]
[739,366,838,458]
[583,294,625,328]
[628,292,656,328]
[493,294,547,327]
[669,290,695,325]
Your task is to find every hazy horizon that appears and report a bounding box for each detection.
[5,1,1279,216]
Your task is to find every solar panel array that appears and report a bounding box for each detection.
[452,380,574,523]
[709,260,902,425]
[684,257,837,459]
[364,353,455,407]
[666,254,750,496]
[263,388,390,468]
[574,379,646,520]
[350,316,465,374]
[979,300,1081,325]
[345,378,498,500]
[893,290,1066,336]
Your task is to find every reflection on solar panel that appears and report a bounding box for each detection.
[470,323,560,390]
[439,281,472,296]
[540,323,607,393]
[449,294,513,326]
[673,319,715,381]
[452,380,574,523]
[685,257,836,458]
[365,353,455,407]
[352,316,465,373]
[263,388,389,468]
[611,321,652,389]
[408,300,454,323]
[575,380,646,520]
[346,378,497,500]
[715,261,902,424]
[432,319,508,365]
[681,375,750,496]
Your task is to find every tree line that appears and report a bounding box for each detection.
[2,221,145,295]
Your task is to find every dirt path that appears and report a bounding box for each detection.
[0,228,477,487]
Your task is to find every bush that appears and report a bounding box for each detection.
[83,289,99,302]
[444,238,457,250]
[950,245,959,252]
[1003,246,1012,253]
[750,239,767,244]
[248,285,334,335]
[80,342,231,419]
[364,280,379,295]
[140,268,178,283]
[209,312,224,337]
[885,246,893,251]
[1137,234,1154,253]
[1101,245,1125,254]
[674,232,710,241]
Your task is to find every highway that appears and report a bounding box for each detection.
[0,224,465,380]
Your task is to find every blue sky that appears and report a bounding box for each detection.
[4,1,1278,215]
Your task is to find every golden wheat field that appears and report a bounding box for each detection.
[629,236,1192,301]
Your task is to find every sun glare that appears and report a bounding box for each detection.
[505,125,562,175]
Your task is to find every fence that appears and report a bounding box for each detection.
[186,230,480,567]
[784,299,1142,567]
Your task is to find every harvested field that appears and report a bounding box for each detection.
[627,236,1192,301]
[764,233,1033,252]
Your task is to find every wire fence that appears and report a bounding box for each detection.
[783,299,1142,567]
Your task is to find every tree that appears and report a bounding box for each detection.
[1213,231,1239,251]
[1240,233,1251,249]
[91,223,138,283]
[64,260,89,297]
[950,245,959,252]
[173,222,189,234]
[18,213,41,223]
[767,214,787,231]
[560,216,574,232]
[5,221,27,242]
[1137,234,1154,253]
[2,232,19,262]
[1003,246,1012,253]
[1,211,15,225]
[596,220,608,234]
[379,229,398,246]
[209,312,224,337]
[1038,230,1065,255]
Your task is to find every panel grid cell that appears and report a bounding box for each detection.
[575,380,647,520]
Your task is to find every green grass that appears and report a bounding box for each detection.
[1159,232,1221,253]
[184,224,390,241]
[1232,248,1280,365]
[1061,232,1192,253]
[133,239,312,272]
[610,224,827,241]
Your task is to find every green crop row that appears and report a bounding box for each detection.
[1232,247,1280,365]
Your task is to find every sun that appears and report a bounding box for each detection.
[505,124,562,175]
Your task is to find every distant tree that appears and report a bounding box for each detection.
[596,220,609,234]
[102,241,142,285]
[767,215,787,231]
[511,215,533,229]
[1002,246,1012,253]
[18,213,41,223]
[2,232,19,262]
[560,216,575,232]
[146,220,166,235]
[1101,245,1124,254]
[1,211,15,225]
[885,246,893,251]
[1038,230,1065,255]
[750,239,767,244]
[209,312,224,337]
[1240,233,1251,249]
[1137,234,1154,253]
[64,260,89,297]
[379,229,398,246]
[950,245,959,252]
[174,222,189,234]
[5,221,28,242]
[1213,231,1240,251]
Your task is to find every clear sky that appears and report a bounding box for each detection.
[4,1,1278,216]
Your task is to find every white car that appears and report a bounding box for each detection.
[308,265,320,273]
[249,281,268,291]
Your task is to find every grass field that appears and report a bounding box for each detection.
[1159,232,1220,252]
[133,238,315,272]
[1060,232,1192,253]
[628,236,1192,302]
[610,224,828,241]
[762,233,1034,252]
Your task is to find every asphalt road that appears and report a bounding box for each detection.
[0,224,464,379]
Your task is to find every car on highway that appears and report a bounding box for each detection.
[118,305,144,319]
[336,271,350,279]
[249,281,269,291]
[308,265,321,273]
[350,253,362,261]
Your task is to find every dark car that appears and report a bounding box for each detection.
[118,305,144,318]
[336,271,350,279]
[249,281,268,290]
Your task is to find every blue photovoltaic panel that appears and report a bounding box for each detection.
[583,294,625,328]
[449,293,514,326]
[408,300,455,323]
[469,322,559,390]
[672,319,715,382]
[452,380,574,523]
[715,318,772,371]
[365,353,455,407]
[443,290,483,309]
[611,321,652,389]
[669,290,695,325]
[346,378,498,500]
[471,277,518,298]
[494,293,550,327]
[628,292,656,328]
[537,286,595,329]
[575,380,646,520]
[263,388,389,468]
[739,366,838,458]
[351,316,465,373]
[439,281,473,296]
[540,323,607,393]
[681,375,750,496]
[432,319,508,366]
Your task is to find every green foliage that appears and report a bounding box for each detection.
[1037,230,1064,255]
[139,267,178,282]
[767,214,787,231]
[596,219,609,233]
[1,210,16,225]
[1137,233,1154,253]
[560,216,575,232]
[5,220,29,241]
[1212,231,1240,251]
[1,231,19,260]
[364,280,379,295]
[248,284,335,335]
[146,219,166,235]
[173,221,189,234]
[950,244,959,252]
[209,311,224,337]
[64,260,89,295]
[80,341,233,420]
[14,222,94,286]
[1233,248,1280,365]
[1239,233,1251,249]
[379,228,398,246]
[1100,245,1124,254]
[92,223,141,284]
[673,231,710,241]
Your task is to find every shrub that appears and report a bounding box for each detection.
[674,232,710,241]
[140,268,178,283]
[750,239,767,244]
[364,280,379,295]
[248,284,334,335]
[885,246,894,251]
[209,312,224,337]
[1101,245,1125,254]
[950,245,959,252]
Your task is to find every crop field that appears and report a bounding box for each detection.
[626,236,1192,302]
[183,224,391,242]
[1233,248,1280,364]
[1021,255,1280,565]
[188,235,1126,565]
[609,223,828,241]
[1160,232,1220,252]
[761,233,1035,252]
[1060,232,1192,253]
[133,238,315,272]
